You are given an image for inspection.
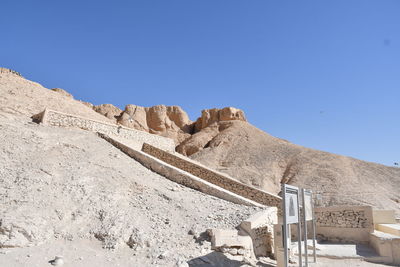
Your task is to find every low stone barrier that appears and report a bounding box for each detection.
[239,208,278,258]
[98,134,264,207]
[142,143,282,208]
[33,108,175,151]
[372,210,397,225]
[314,205,374,243]
[370,231,400,265]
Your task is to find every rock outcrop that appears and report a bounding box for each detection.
[51,88,73,99]
[176,121,232,156]
[115,104,193,144]
[0,68,112,123]
[91,104,247,151]
[177,107,246,156]
[0,67,22,77]
[93,104,122,122]
[194,107,246,132]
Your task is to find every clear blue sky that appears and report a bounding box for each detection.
[1,1,399,166]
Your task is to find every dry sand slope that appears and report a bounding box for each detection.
[0,68,399,266]
[0,68,111,122]
[1,68,399,216]
[0,114,260,266]
[0,70,261,266]
[187,120,400,214]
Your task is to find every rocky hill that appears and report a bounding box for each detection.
[1,67,399,216]
[0,68,260,266]
[185,120,400,213]
[86,82,400,214]
[1,67,399,266]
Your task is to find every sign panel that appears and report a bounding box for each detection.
[304,190,313,221]
[285,186,299,224]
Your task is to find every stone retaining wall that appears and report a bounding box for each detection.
[142,143,282,208]
[315,206,372,228]
[33,109,175,151]
[314,206,374,243]
[98,134,264,207]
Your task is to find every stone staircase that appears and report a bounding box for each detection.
[369,210,400,265]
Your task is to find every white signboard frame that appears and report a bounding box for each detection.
[284,186,300,224]
[301,188,317,266]
[282,184,302,267]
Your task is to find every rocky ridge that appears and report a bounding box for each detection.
[1,67,400,215]
[1,67,399,266]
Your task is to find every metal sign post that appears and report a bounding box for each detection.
[311,192,317,263]
[301,188,317,265]
[282,184,302,267]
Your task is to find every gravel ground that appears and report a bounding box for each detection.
[0,114,264,266]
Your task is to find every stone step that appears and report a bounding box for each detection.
[369,230,400,265]
[376,223,400,237]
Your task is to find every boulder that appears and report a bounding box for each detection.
[176,123,220,156]
[209,229,255,258]
[194,107,246,132]
[93,104,122,122]
[116,104,193,144]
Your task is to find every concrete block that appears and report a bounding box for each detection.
[373,210,397,225]
[240,208,278,232]
[369,230,400,265]
[376,224,400,236]
[239,208,278,257]
[392,238,400,265]
[369,231,394,262]
[210,229,252,250]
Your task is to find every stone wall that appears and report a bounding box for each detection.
[142,143,282,208]
[98,134,264,207]
[373,210,397,225]
[314,206,374,243]
[33,108,175,151]
[315,206,372,228]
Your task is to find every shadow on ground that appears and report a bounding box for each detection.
[188,252,275,267]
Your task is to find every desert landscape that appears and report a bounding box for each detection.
[1,67,399,267]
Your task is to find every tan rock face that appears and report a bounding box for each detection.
[177,107,247,155]
[91,104,246,150]
[176,122,233,156]
[93,104,122,122]
[118,104,148,131]
[114,104,193,144]
[194,107,246,132]
[51,88,73,99]
[0,67,22,76]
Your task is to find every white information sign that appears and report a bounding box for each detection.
[284,186,299,224]
[304,190,313,221]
